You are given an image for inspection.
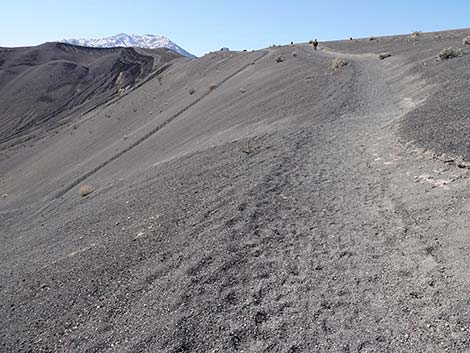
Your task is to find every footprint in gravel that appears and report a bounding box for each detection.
[254,310,268,324]
[417,174,452,189]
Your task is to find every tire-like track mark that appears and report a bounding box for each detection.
[52,51,269,201]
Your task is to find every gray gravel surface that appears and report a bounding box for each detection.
[2,29,470,352]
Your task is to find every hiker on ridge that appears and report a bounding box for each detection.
[313,39,318,50]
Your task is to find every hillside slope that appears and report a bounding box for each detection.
[0,42,182,146]
[62,33,195,58]
[1,29,470,352]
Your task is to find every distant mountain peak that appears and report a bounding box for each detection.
[61,33,195,58]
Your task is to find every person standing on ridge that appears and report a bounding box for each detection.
[313,39,318,50]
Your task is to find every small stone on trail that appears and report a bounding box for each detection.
[134,231,145,241]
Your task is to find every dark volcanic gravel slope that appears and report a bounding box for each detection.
[0,42,181,146]
[327,28,470,161]
[2,30,470,352]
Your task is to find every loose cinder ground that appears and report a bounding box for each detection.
[2,29,470,352]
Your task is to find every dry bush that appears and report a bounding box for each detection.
[241,142,256,154]
[79,185,93,197]
[463,36,470,45]
[438,47,460,60]
[379,53,392,60]
[331,57,347,71]
[276,56,284,63]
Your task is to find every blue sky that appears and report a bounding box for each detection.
[2,0,469,56]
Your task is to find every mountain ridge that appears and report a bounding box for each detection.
[61,33,195,58]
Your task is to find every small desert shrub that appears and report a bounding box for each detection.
[411,31,421,38]
[438,47,460,60]
[331,57,347,71]
[276,56,284,63]
[241,142,255,154]
[379,53,392,60]
[79,185,93,197]
[209,83,217,90]
[188,88,196,95]
[463,36,470,45]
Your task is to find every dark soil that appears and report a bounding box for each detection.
[2,29,470,352]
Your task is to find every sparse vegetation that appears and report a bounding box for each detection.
[438,47,461,60]
[276,56,284,63]
[241,142,256,154]
[331,57,348,71]
[79,185,93,197]
[411,31,421,38]
[463,36,470,45]
[379,53,392,60]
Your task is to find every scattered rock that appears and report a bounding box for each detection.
[379,53,392,60]
[134,231,145,241]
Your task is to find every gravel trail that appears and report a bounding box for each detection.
[2,42,470,352]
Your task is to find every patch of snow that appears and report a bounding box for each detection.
[61,33,195,58]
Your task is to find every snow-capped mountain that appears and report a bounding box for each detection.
[61,33,195,58]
